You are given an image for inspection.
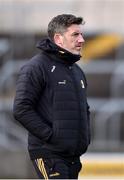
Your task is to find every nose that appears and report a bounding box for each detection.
[78,34,85,43]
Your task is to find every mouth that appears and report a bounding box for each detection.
[76,44,82,49]
[76,46,82,50]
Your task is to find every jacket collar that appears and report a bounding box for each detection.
[36,38,81,65]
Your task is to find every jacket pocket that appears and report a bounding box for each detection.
[48,122,57,144]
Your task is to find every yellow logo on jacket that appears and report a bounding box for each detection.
[49,172,60,177]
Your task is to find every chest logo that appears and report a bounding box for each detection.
[58,80,66,85]
[51,65,56,72]
[81,80,85,88]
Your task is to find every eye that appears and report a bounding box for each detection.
[73,32,79,36]
[72,32,83,37]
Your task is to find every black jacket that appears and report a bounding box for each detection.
[13,38,90,160]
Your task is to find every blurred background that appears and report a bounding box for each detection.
[0,0,124,179]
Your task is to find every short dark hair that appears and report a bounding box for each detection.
[48,14,85,40]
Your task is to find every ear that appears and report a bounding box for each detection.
[54,33,63,47]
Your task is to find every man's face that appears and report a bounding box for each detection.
[58,24,85,55]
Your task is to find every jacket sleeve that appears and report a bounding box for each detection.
[82,70,91,144]
[13,62,52,142]
[84,75,91,144]
[87,101,91,144]
[77,64,91,143]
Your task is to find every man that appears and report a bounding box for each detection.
[13,14,90,179]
